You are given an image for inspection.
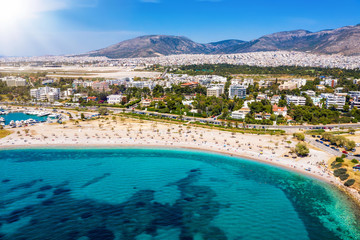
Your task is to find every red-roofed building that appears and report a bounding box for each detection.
[272,104,288,117]
[152,97,166,102]
[181,82,199,88]
[87,96,98,102]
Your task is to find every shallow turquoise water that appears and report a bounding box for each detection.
[2,112,47,125]
[0,148,359,240]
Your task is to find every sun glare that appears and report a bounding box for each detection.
[0,0,33,24]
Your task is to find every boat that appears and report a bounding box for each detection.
[25,119,37,124]
[48,113,59,118]
[37,112,50,117]
[0,117,4,122]
[9,120,15,128]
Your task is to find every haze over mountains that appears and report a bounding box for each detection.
[86,24,360,58]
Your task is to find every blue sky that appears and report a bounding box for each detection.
[0,0,359,56]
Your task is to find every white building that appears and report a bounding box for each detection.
[321,93,346,110]
[229,85,247,99]
[311,97,323,107]
[270,95,281,105]
[351,97,360,109]
[293,78,307,88]
[230,108,251,120]
[73,79,93,89]
[30,87,60,102]
[182,100,194,106]
[286,96,306,106]
[321,78,338,88]
[72,93,88,102]
[0,76,27,87]
[61,88,75,100]
[207,87,223,97]
[301,90,316,97]
[107,94,124,104]
[348,91,360,99]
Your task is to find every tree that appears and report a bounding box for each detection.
[293,133,305,141]
[99,107,109,115]
[295,143,309,157]
[152,85,165,97]
[7,94,14,101]
[80,113,85,121]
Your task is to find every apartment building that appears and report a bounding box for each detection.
[229,85,247,99]
[30,87,60,102]
[207,87,223,97]
[0,76,27,87]
[286,96,306,106]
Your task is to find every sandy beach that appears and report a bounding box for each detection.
[1,115,359,205]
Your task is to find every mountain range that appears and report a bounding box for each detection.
[86,24,360,58]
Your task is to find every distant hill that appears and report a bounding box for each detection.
[85,25,360,58]
[86,35,213,58]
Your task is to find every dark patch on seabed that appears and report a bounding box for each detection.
[81,173,111,188]
[0,169,228,240]
[7,179,43,193]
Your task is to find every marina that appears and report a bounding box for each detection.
[0,111,60,127]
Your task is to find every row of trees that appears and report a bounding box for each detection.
[0,81,31,102]
[173,64,360,79]
[321,132,356,150]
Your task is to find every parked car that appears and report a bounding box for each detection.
[342,151,348,154]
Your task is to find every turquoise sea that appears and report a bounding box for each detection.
[2,112,47,125]
[0,148,359,240]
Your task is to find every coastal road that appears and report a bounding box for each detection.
[107,107,360,131]
[305,137,360,161]
[4,102,360,131]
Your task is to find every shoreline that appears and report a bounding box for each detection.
[1,116,359,208]
[0,143,333,183]
[2,142,360,208]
